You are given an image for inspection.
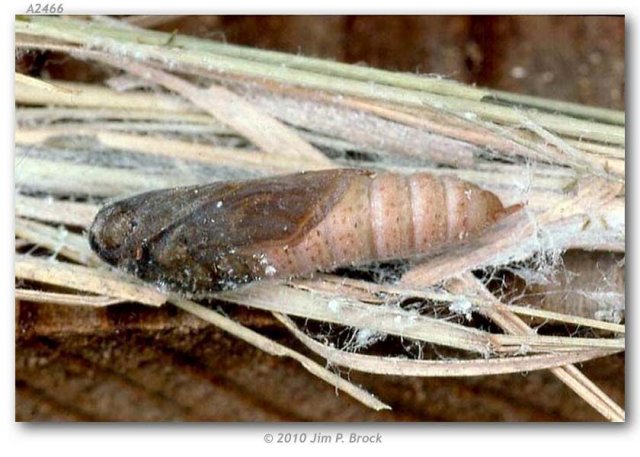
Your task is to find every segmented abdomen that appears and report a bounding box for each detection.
[260,171,505,278]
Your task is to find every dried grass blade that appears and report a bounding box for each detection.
[506,304,625,334]
[15,255,166,307]
[20,16,624,125]
[234,85,478,167]
[15,217,98,265]
[16,106,216,126]
[15,194,99,228]
[552,364,625,422]
[122,15,183,29]
[15,157,192,197]
[15,127,305,173]
[523,117,624,179]
[452,273,625,422]
[217,283,493,354]
[15,76,192,112]
[293,275,625,335]
[400,210,534,288]
[15,72,81,96]
[217,282,617,355]
[82,51,333,170]
[16,16,624,144]
[274,313,615,377]
[90,131,306,173]
[537,177,623,225]
[341,96,533,160]
[169,294,390,411]
[491,334,624,352]
[15,289,125,307]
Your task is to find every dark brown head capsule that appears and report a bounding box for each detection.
[89,169,511,294]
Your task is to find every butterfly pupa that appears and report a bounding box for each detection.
[89,169,515,293]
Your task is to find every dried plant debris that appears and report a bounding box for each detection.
[14,15,624,421]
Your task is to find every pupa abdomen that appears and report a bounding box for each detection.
[89,169,510,293]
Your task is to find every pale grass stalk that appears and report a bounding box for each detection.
[121,15,184,29]
[506,304,625,334]
[229,84,479,167]
[15,77,625,179]
[341,96,536,160]
[16,106,218,125]
[15,127,304,173]
[449,273,624,422]
[14,253,388,410]
[217,283,492,354]
[15,73,81,95]
[16,72,624,179]
[523,117,623,178]
[16,16,625,144]
[551,364,625,423]
[17,119,231,136]
[15,157,194,197]
[15,255,166,307]
[23,16,625,125]
[564,138,625,159]
[341,96,624,178]
[15,289,126,307]
[168,294,391,411]
[15,195,99,228]
[81,52,334,170]
[215,282,621,355]
[15,73,193,112]
[15,217,98,265]
[292,275,625,334]
[274,313,615,377]
[491,334,623,352]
